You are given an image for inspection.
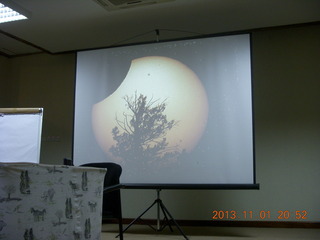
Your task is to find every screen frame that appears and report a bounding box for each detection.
[122,183,259,190]
[73,31,259,190]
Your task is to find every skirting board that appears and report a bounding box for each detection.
[103,218,320,229]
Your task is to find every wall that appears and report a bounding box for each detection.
[1,24,319,222]
[0,53,75,164]
[0,56,10,105]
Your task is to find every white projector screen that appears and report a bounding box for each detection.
[74,33,257,189]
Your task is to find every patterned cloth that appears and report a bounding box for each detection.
[0,162,106,240]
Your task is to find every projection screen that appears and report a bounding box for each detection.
[74,33,257,189]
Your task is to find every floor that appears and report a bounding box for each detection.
[101,224,320,240]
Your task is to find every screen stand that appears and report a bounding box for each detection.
[118,189,188,239]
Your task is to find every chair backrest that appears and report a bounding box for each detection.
[63,158,74,166]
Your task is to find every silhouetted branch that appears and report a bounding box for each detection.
[110,92,182,167]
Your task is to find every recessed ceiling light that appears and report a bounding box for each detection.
[93,0,174,11]
[0,2,28,24]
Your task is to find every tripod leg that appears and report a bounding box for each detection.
[116,200,158,237]
[160,202,189,240]
[158,201,173,232]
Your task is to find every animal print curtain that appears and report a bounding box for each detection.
[0,162,106,240]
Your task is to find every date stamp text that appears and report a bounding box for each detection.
[212,210,308,220]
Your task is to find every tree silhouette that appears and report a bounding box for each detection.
[84,218,91,239]
[55,210,63,225]
[1,185,21,202]
[3,185,16,200]
[110,92,181,168]
[65,198,73,219]
[20,170,30,194]
[81,172,88,191]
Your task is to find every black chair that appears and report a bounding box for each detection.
[80,162,124,240]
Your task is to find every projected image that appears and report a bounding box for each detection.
[92,56,208,177]
[74,34,255,186]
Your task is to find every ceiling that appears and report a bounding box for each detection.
[1,0,320,57]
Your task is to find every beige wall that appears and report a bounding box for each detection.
[0,56,10,105]
[1,24,319,222]
[1,53,75,164]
